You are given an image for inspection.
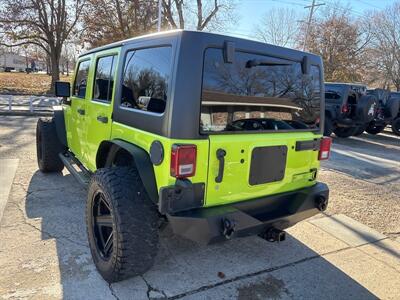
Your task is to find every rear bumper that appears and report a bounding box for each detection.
[167,182,329,244]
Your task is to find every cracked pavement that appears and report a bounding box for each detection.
[0,116,399,300]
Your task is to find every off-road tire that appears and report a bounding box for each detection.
[36,118,64,172]
[365,124,386,135]
[324,116,333,136]
[391,118,400,136]
[333,127,357,138]
[86,167,159,283]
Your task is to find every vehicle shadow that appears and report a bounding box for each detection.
[23,170,382,299]
[323,135,400,185]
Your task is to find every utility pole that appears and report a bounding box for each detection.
[303,0,325,51]
[157,0,162,32]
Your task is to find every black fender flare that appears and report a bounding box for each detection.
[53,107,68,148]
[96,140,158,204]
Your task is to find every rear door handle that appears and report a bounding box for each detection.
[215,149,226,183]
[77,108,85,115]
[97,115,108,123]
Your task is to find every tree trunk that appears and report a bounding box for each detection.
[50,52,60,94]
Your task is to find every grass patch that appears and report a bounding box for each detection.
[0,72,71,95]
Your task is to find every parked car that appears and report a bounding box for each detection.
[389,92,400,136]
[324,83,377,137]
[36,30,331,283]
[365,89,400,135]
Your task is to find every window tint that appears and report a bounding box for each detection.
[325,91,341,100]
[200,48,322,133]
[93,55,116,102]
[73,60,91,98]
[121,47,171,114]
[325,85,344,102]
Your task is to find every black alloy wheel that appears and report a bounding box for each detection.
[92,191,114,260]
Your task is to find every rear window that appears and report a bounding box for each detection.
[200,48,321,133]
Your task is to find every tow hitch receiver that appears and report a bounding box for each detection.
[315,195,328,211]
[259,228,286,242]
[222,218,236,239]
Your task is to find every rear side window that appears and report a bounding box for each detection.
[121,47,171,114]
[73,60,91,98]
[200,48,321,133]
[325,85,344,102]
[325,91,341,100]
[93,55,117,102]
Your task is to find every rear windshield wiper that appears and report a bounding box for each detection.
[245,59,292,68]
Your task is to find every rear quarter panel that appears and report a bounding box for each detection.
[110,122,209,193]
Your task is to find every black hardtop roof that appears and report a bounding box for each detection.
[79,30,321,60]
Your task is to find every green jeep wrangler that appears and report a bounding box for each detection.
[36,30,331,283]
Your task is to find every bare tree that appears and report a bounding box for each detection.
[61,40,81,75]
[304,5,371,82]
[162,0,236,31]
[369,3,400,91]
[0,0,85,91]
[254,7,300,47]
[82,0,159,47]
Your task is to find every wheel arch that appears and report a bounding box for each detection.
[96,140,158,204]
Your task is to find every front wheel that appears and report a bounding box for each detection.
[392,118,400,136]
[86,167,159,283]
[333,127,357,138]
[365,124,386,135]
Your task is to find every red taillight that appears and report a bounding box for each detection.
[341,104,349,114]
[318,137,332,160]
[170,144,197,178]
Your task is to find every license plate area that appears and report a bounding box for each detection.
[249,146,287,186]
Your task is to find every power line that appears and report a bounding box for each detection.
[355,0,381,10]
[323,0,367,18]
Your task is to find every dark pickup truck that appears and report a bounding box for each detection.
[324,83,376,137]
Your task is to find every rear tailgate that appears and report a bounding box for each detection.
[206,132,320,207]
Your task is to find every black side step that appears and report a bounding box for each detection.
[59,152,91,186]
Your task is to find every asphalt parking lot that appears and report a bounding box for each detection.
[0,116,399,300]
